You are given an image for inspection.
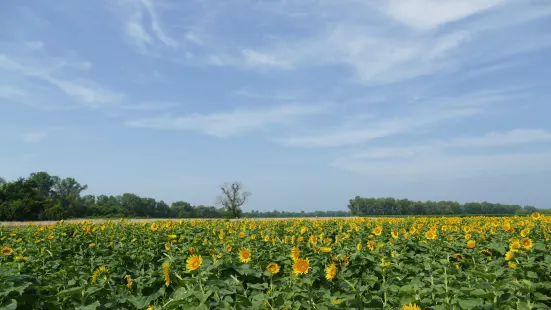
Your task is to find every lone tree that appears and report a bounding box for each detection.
[216,181,251,218]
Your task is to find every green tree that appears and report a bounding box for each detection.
[216,181,251,218]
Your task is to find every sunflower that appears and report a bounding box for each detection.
[290,247,300,261]
[505,250,514,261]
[356,243,363,250]
[239,248,252,263]
[226,245,232,252]
[391,229,399,239]
[454,253,464,262]
[91,266,109,284]
[325,263,337,280]
[372,226,383,236]
[522,238,533,249]
[531,212,541,220]
[292,258,310,275]
[186,255,202,271]
[367,241,377,251]
[520,228,530,238]
[464,234,471,240]
[466,240,476,249]
[15,255,28,261]
[266,263,280,274]
[320,247,332,253]
[425,231,437,240]
[508,261,517,269]
[162,263,171,286]
[125,275,133,289]
[402,303,421,310]
[479,249,492,257]
[1,247,13,255]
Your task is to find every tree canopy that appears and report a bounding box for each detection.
[347,196,542,216]
[0,171,547,221]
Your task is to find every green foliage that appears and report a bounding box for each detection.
[1,216,550,309]
[348,196,542,216]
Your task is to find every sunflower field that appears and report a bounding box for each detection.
[1,213,551,310]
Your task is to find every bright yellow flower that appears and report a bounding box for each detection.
[402,303,421,310]
[266,263,280,274]
[522,238,533,249]
[162,263,171,286]
[325,263,337,280]
[372,226,383,236]
[508,261,517,269]
[520,228,530,238]
[239,248,252,263]
[505,250,514,261]
[425,231,437,240]
[466,240,476,249]
[292,258,310,275]
[186,255,203,271]
[1,247,13,255]
[291,247,300,261]
[367,241,377,251]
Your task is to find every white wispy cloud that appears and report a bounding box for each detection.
[0,48,125,109]
[347,129,551,160]
[21,131,48,143]
[279,107,479,148]
[118,0,178,53]
[125,104,330,138]
[332,128,551,179]
[200,1,550,85]
[333,152,551,180]
[380,0,507,30]
[25,40,44,50]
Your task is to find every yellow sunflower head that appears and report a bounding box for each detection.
[292,258,310,275]
[325,263,337,280]
[466,240,476,249]
[266,263,280,274]
[290,247,300,261]
[425,231,437,240]
[239,248,252,263]
[522,238,533,249]
[402,303,421,310]
[1,247,14,255]
[186,255,203,271]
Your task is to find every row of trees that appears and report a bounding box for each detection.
[347,196,545,216]
[2,172,547,221]
[0,172,347,221]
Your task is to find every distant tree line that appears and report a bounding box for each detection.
[348,196,547,216]
[1,172,547,221]
[0,172,349,221]
[246,210,351,218]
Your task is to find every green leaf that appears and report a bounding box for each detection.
[3,300,17,310]
[76,301,101,310]
[457,298,483,310]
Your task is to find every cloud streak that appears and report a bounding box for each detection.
[125,104,330,138]
[21,131,47,143]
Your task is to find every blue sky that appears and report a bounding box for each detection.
[1,0,551,211]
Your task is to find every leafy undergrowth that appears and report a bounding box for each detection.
[1,214,550,309]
